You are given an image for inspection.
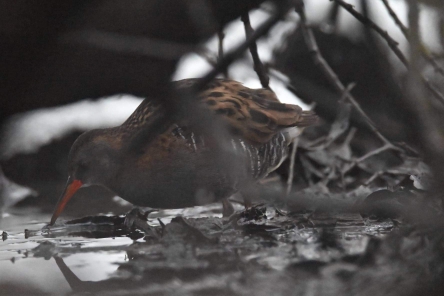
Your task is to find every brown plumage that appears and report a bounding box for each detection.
[50,78,318,225]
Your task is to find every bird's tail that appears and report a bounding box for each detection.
[296,110,319,127]
[282,110,319,144]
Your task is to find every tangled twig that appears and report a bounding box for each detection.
[381,0,444,78]
[296,1,400,152]
[332,0,444,106]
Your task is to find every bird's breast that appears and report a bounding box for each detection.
[111,125,288,208]
[230,132,288,179]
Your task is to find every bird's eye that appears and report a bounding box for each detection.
[78,161,88,170]
[76,161,89,180]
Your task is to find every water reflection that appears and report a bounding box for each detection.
[0,205,397,295]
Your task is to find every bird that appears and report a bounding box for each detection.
[49,79,318,225]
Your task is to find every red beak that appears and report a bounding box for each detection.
[49,177,83,225]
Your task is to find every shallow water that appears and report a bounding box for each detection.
[0,204,396,295]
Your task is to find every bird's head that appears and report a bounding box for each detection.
[49,129,120,225]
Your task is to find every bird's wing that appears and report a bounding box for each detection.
[121,99,161,132]
[176,78,318,144]
[121,78,318,144]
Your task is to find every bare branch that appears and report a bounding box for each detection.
[217,28,228,77]
[381,0,444,78]
[406,0,444,196]
[381,0,408,37]
[241,12,270,89]
[196,48,218,67]
[332,0,407,66]
[195,1,292,91]
[332,0,444,106]
[295,2,399,151]
[356,144,393,164]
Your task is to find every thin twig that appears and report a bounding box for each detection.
[341,144,394,175]
[196,48,217,66]
[381,0,444,78]
[332,0,444,106]
[195,1,292,92]
[339,82,356,102]
[286,137,300,195]
[343,127,357,146]
[217,30,225,61]
[325,0,340,33]
[364,171,383,186]
[424,78,444,103]
[356,144,393,163]
[296,2,399,151]
[217,28,228,77]
[241,12,270,89]
[381,0,408,37]
[413,34,443,82]
[333,0,407,65]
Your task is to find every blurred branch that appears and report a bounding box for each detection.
[406,0,444,196]
[381,0,444,78]
[241,12,270,89]
[295,1,400,152]
[325,0,340,33]
[441,8,444,50]
[332,0,444,106]
[62,30,196,60]
[197,48,218,66]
